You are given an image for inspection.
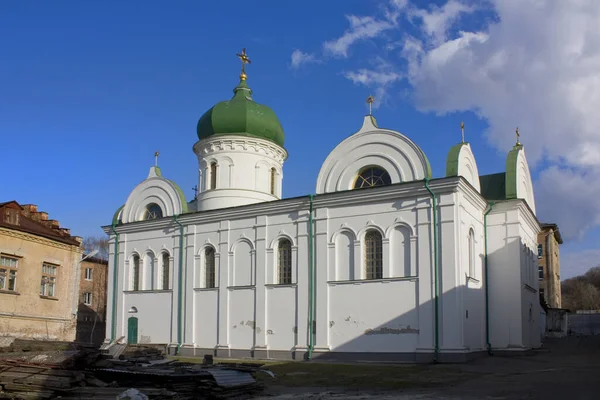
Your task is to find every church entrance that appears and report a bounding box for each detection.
[127,317,138,344]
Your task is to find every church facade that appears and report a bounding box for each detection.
[103,57,541,362]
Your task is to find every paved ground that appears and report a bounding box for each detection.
[256,336,600,399]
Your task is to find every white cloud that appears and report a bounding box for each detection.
[290,49,318,69]
[402,0,600,239]
[323,15,396,58]
[408,0,474,45]
[343,59,402,108]
[308,0,600,240]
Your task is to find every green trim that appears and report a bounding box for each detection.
[197,79,285,147]
[173,215,185,353]
[445,143,467,177]
[153,166,162,177]
[109,222,119,342]
[307,194,315,359]
[484,202,495,355]
[424,178,439,362]
[505,144,523,200]
[169,180,189,213]
[112,205,125,225]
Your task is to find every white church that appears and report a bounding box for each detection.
[103,51,542,362]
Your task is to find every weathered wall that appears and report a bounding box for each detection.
[0,227,81,341]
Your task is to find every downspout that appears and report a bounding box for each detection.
[109,223,119,342]
[307,194,315,359]
[484,202,495,355]
[424,178,439,362]
[173,214,184,354]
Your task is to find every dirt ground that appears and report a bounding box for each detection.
[255,336,600,399]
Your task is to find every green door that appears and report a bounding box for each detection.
[127,317,138,344]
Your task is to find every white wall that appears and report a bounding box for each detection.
[123,291,172,344]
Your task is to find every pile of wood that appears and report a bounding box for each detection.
[0,347,266,399]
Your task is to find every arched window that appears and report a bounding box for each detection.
[364,230,383,279]
[278,239,292,284]
[353,166,392,189]
[205,247,216,288]
[210,162,217,190]
[143,203,163,220]
[270,167,276,195]
[468,228,475,277]
[132,255,140,291]
[161,253,170,290]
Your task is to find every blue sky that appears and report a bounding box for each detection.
[2,1,600,279]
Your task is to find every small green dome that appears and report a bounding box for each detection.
[196,80,285,147]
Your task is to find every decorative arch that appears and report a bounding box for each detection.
[385,221,415,238]
[331,227,357,243]
[357,223,386,241]
[130,253,142,291]
[232,238,254,286]
[269,233,296,250]
[121,167,188,224]
[316,116,432,194]
[446,143,481,192]
[468,227,476,278]
[506,145,536,213]
[197,242,217,256]
[363,229,383,280]
[159,250,171,290]
[276,238,293,284]
[230,237,255,253]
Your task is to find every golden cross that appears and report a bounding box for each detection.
[516,127,520,145]
[460,121,465,143]
[366,95,375,115]
[154,151,159,167]
[236,48,252,80]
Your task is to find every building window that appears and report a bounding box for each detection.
[40,263,57,297]
[210,162,217,190]
[278,239,292,284]
[539,266,544,280]
[537,244,543,259]
[205,247,216,288]
[4,209,19,225]
[132,255,141,291]
[270,167,276,195]
[353,166,392,189]
[84,268,93,280]
[143,203,163,220]
[0,256,18,292]
[161,253,170,290]
[468,229,475,277]
[364,230,383,279]
[83,292,92,306]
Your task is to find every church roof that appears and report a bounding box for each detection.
[196,79,285,148]
[479,172,506,201]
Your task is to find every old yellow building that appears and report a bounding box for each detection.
[0,201,83,341]
[537,223,563,308]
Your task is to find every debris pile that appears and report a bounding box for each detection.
[0,345,267,399]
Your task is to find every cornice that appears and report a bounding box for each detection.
[193,136,288,163]
[0,227,82,253]
[105,178,463,235]
[456,178,488,210]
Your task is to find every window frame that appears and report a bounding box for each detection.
[83,292,93,306]
[277,239,292,284]
[143,203,163,220]
[132,255,141,291]
[353,166,392,190]
[210,162,217,190]
[270,167,276,195]
[40,262,58,297]
[364,230,383,280]
[161,253,170,290]
[0,255,18,292]
[204,247,216,289]
[84,268,93,281]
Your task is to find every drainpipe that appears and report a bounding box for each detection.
[109,223,119,342]
[307,194,315,359]
[173,214,185,354]
[424,179,439,362]
[484,202,495,355]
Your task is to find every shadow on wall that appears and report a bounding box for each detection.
[75,303,106,345]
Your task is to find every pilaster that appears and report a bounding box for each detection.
[217,221,230,348]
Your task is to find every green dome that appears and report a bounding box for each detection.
[196,80,285,147]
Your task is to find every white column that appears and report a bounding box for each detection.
[217,221,230,352]
[254,216,267,350]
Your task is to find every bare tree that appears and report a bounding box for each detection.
[562,277,600,311]
[82,236,109,261]
[584,266,600,291]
